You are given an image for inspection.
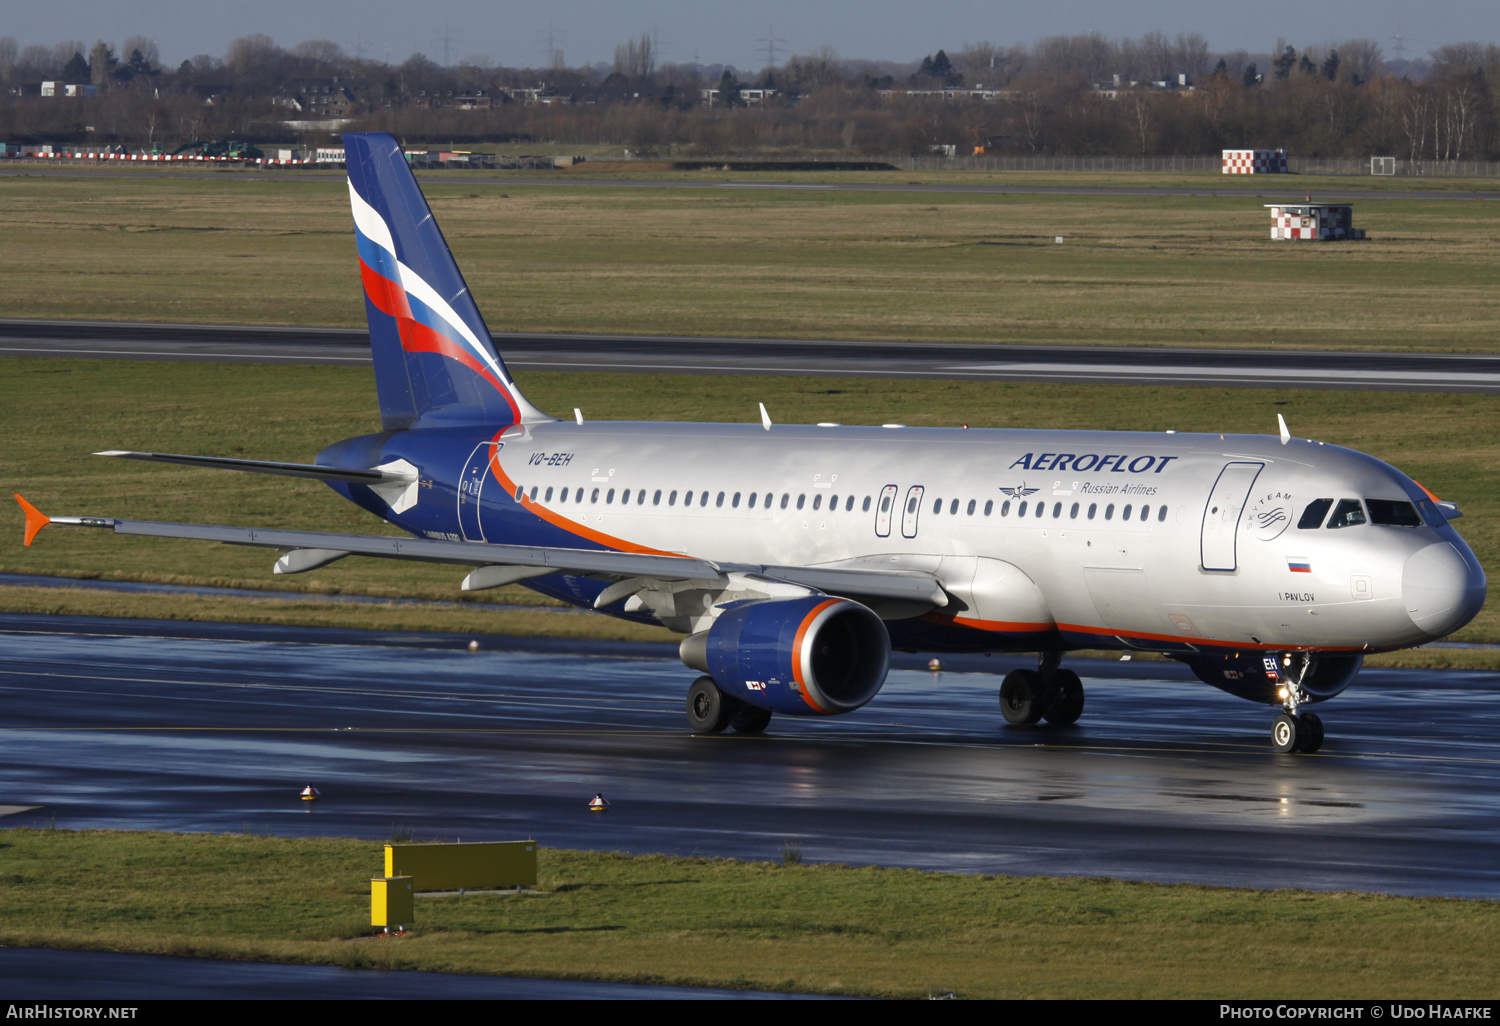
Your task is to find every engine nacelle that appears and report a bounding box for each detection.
[680,596,891,716]
[1177,651,1364,704]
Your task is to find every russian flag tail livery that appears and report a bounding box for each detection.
[343,133,552,431]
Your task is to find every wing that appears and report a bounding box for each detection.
[13,497,949,615]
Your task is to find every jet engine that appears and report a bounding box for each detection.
[1178,651,1364,704]
[679,596,890,715]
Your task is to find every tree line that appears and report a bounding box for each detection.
[2,31,1498,162]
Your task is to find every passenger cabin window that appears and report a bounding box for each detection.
[653,489,662,505]
[1052,502,1061,518]
[1366,499,1423,527]
[1298,498,1333,529]
[1070,502,1079,519]
[716,491,725,508]
[668,490,678,506]
[529,486,538,501]
[984,500,993,516]
[932,498,942,515]
[1088,503,1097,520]
[1000,500,1010,516]
[1017,501,1027,517]
[606,488,615,503]
[782,494,790,509]
[950,499,959,515]
[1104,504,1114,520]
[967,499,976,516]
[732,492,741,508]
[701,491,711,507]
[847,496,856,512]
[637,489,646,504]
[813,495,822,511]
[797,495,806,510]
[1326,498,1367,529]
[1122,504,1132,520]
[1035,502,1045,518]
[1157,505,1167,522]
[1140,505,1150,522]
[620,489,629,505]
[544,486,554,502]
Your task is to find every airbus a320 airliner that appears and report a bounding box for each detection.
[15,133,1487,753]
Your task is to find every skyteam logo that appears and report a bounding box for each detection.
[348,180,521,420]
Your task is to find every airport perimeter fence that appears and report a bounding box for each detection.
[875,153,1500,176]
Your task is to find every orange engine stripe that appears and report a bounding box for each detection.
[790,599,840,714]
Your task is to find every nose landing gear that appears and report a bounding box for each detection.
[1268,653,1325,754]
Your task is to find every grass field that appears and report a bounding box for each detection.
[3,828,1497,999]
[2,169,1498,350]
[4,357,1498,649]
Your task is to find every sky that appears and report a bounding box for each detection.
[7,1,1497,71]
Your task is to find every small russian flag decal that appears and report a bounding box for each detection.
[1287,558,1312,573]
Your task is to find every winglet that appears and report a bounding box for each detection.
[14,494,50,546]
[759,403,772,431]
[1277,413,1290,444]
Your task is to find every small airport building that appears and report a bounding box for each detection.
[1266,202,1365,241]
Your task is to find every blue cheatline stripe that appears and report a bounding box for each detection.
[353,226,401,282]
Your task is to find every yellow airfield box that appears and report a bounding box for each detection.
[370,876,414,927]
[385,841,538,891]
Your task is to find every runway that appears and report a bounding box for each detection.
[4,164,1498,203]
[3,612,1498,899]
[2,318,1495,392]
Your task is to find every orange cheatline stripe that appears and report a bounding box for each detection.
[1412,479,1441,503]
[484,431,687,558]
[936,611,1364,653]
[13,495,50,547]
[790,599,840,714]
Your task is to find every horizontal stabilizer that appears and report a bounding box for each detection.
[94,451,414,486]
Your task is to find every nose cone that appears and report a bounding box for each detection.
[1403,542,1487,638]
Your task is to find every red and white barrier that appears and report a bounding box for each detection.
[1223,148,1288,174]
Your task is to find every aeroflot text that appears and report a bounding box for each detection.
[1009,453,1179,474]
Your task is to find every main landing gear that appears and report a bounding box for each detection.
[999,657,1085,727]
[1268,652,1325,754]
[685,676,773,735]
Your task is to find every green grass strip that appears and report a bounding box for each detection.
[2,828,1497,998]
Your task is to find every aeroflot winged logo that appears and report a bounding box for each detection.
[998,483,1041,498]
[347,180,518,415]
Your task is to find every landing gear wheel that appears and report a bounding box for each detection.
[1298,711,1325,754]
[729,705,773,734]
[686,676,736,734]
[1043,669,1085,726]
[1271,712,1301,753]
[1000,669,1052,725]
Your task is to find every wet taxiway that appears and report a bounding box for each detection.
[2,612,1498,899]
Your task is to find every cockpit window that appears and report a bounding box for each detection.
[1366,499,1423,527]
[1297,498,1333,529]
[1412,497,1445,528]
[1325,498,1367,529]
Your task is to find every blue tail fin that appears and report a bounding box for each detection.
[343,133,551,430]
